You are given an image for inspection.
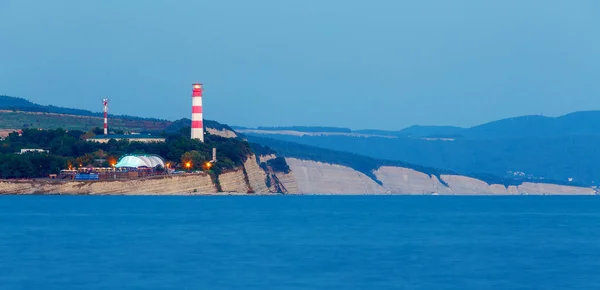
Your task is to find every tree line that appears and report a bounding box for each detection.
[0,126,253,179]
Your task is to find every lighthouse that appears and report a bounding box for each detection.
[191,83,204,142]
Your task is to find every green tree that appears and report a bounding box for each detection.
[267,157,290,173]
[93,149,107,158]
[81,130,96,140]
[181,150,208,170]
[75,153,95,167]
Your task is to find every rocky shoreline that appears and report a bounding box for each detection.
[1,156,597,195]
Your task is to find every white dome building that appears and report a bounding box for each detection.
[114,154,165,168]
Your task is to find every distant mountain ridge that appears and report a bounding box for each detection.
[238,111,600,139]
[464,111,600,139]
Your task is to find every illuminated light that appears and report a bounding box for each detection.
[185,162,191,169]
[193,84,202,89]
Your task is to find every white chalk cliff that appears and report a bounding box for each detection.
[282,158,597,195]
[1,153,596,195]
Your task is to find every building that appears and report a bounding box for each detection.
[114,154,165,168]
[19,149,49,154]
[58,154,167,181]
[86,134,165,143]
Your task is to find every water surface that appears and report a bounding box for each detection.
[0,196,599,289]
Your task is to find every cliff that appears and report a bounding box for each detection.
[285,158,387,194]
[284,158,597,195]
[2,153,595,195]
[0,153,281,195]
[213,154,274,194]
[244,156,269,193]
[0,174,218,195]
[218,169,249,193]
[271,171,300,194]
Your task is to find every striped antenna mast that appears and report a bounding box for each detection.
[103,98,108,135]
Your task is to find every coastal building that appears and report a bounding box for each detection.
[19,148,49,154]
[58,154,167,181]
[114,154,165,168]
[86,134,165,143]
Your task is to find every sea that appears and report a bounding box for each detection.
[0,195,599,290]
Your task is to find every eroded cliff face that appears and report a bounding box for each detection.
[0,154,276,195]
[375,167,451,194]
[285,158,388,194]
[215,154,275,194]
[284,158,597,195]
[517,182,595,195]
[0,174,218,195]
[218,169,249,193]
[244,155,269,193]
[272,172,299,194]
[2,153,594,195]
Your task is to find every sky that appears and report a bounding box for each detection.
[1,0,599,130]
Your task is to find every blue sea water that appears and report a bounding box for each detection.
[1,196,599,290]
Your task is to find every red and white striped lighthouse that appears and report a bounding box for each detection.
[191,83,204,142]
[103,98,108,135]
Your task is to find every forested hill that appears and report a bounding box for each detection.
[0,126,252,179]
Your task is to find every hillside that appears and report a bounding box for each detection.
[0,95,166,121]
[0,95,236,134]
[0,126,253,178]
[165,118,235,133]
[0,110,172,132]
[243,133,600,186]
[245,135,581,187]
[0,95,172,132]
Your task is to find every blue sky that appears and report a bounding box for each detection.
[1,0,599,130]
